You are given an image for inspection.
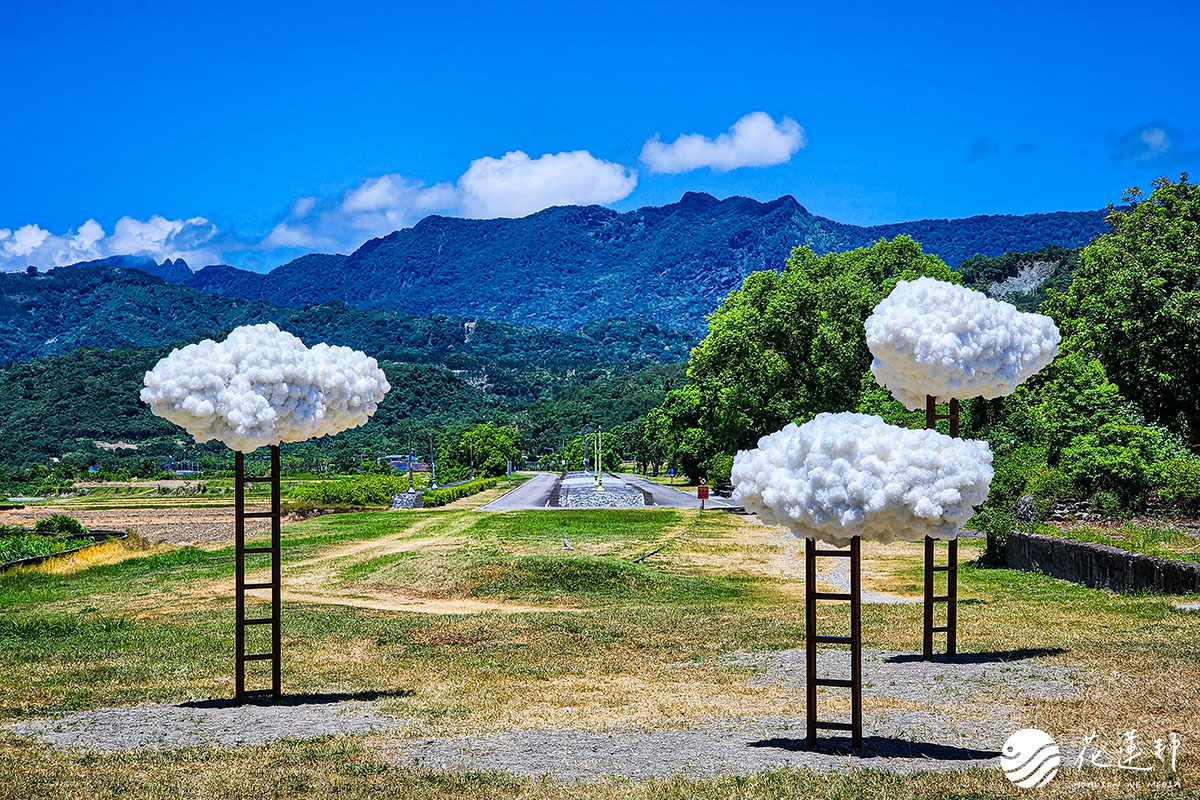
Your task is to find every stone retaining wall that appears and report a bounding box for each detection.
[388,492,424,509]
[1006,530,1200,594]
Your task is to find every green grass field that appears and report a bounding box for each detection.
[2,505,1197,799]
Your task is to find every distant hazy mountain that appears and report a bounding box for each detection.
[172,192,1108,332]
[0,264,692,400]
[62,255,195,284]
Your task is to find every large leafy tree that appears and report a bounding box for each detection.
[1048,175,1200,445]
[450,423,521,479]
[648,236,958,478]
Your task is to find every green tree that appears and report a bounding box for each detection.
[564,432,620,471]
[453,423,520,479]
[1048,175,1200,445]
[649,237,959,479]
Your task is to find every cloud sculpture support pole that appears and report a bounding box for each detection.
[865,277,1060,660]
[732,412,994,749]
[141,323,390,701]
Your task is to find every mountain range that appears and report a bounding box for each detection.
[120,192,1107,333]
[0,192,1112,467]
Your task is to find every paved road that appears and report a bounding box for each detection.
[477,472,742,511]
[619,473,740,509]
[476,473,558,511]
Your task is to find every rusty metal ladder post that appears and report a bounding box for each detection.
[234,445,282,701]
[805,536,863,749]
[923,395,960,661]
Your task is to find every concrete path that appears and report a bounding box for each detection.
[619,473,740,509]
[477,472,558,511]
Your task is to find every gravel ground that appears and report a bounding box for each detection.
[726,647,1077,702]
[391,710,1027,780]
[10,696,402,750]
[818,557,920,604]
[558,473,646,509]
[10,648,1077,782]
[389,648,1077,781]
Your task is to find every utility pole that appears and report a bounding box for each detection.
[428,432,437,489]
[407,429,414,493]
[590,429,598,486]
[596,423,604,492]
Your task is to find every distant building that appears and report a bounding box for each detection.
[380,455,429,471]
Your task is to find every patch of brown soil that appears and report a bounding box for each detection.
[0,505,273,544]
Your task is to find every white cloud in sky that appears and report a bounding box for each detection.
[640,111,807,173]
[4,146,640,270]
[264,175,458,252]
[457,150,637,218]
[264,150,636,254]
[0,215,223,271]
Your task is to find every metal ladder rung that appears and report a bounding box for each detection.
[814,591,852,601]
[813,678,855,688]
[930,595,951,602]
[931,565,950,572]
[243,546,274,554]
[243,511,275,518]
[931,625,950,633]
[813,721,855,731]
[813,635,852,644]
[242,617,274,625]
[241,653,276,662]
[813,549,852,558]
[243,582,273,590]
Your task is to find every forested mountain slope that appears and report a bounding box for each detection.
[175,193,1108,332]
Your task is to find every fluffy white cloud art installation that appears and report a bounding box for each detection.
[141,323,390,452]
[731,413,993,547]
[865,277,1060,410]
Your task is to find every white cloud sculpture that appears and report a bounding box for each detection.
[641,111,806,174]
[865,277,1061,410]
[141,323,390,452]
[732,413,993,546]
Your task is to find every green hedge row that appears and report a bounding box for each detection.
[288,475,416,507]
[423,478,498,508]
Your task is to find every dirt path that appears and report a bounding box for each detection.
[171,512,570,616]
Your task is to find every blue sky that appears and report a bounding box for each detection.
[2,0,1197,271]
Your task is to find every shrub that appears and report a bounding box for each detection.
[1060,422,1161,504]
[976,508,1016,566]
[288,475,414,507]
[1161,458,1200,507]
[33,514,86,535]
[423,478,498,508]
[0,532,93,563]
[1091,489,1122,518]
[1025,467,1071,519]
[987,444,1049,512]
[703,453,734,485]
